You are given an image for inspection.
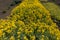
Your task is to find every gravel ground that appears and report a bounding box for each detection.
[0,0,12,19]
[0,0,21,19]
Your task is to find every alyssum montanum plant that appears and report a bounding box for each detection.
[0,0,60,40]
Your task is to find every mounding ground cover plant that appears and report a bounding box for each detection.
[0,0,60,40]
[42,2,60,20]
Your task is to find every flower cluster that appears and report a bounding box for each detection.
[0,0,60,40]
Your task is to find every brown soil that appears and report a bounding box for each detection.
[0,0,12,19]
[0,0,21,19]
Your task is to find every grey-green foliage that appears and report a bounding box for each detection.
[42,2,60,20]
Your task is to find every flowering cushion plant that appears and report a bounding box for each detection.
[0,0,60,40]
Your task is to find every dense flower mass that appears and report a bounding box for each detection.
[0,0,60,40]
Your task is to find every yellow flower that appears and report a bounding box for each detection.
[57,37,60,40]
[41,38,44,40]
[17,32,21,35]
[18,21,24,25]
[17,35,20,39]
[42,30,45,33]
[41,35,44,40]
[10,36,15,40]
[0,26,3,29]
[18,39,20,40]
[46,36,49,40]
[0,30,3,37]
[31,35,35,40]
[6,29,12,33]
[24,36,28,40]
[50,31,54,35]
[37,30,41,32]
[19,27,23,31]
